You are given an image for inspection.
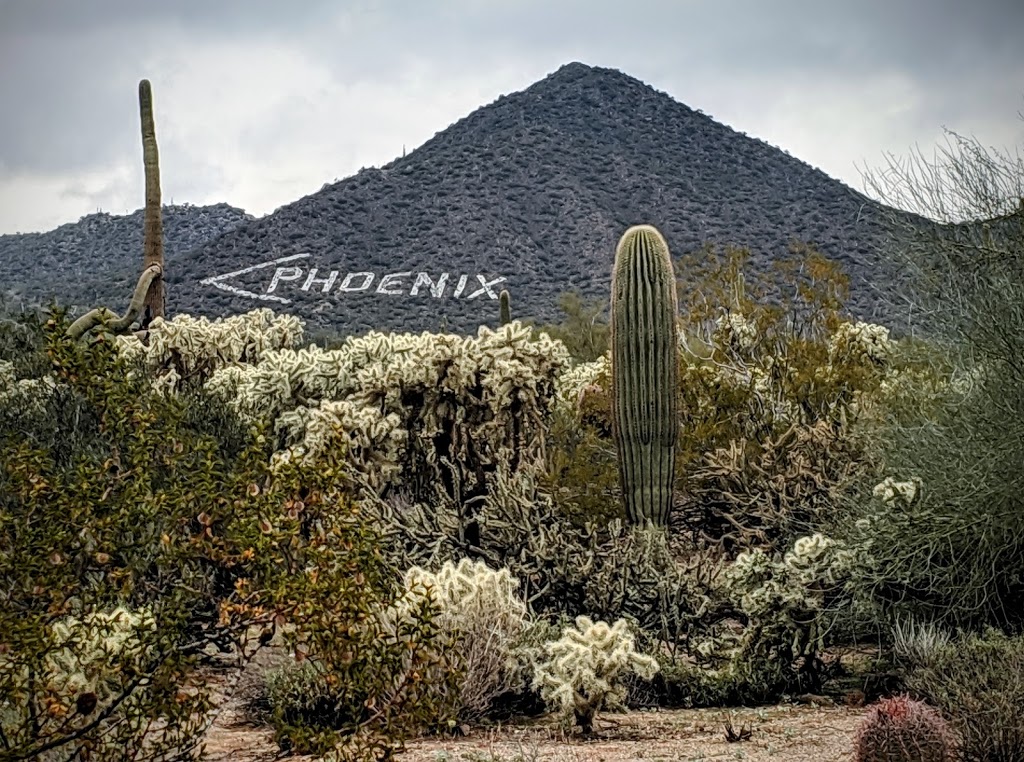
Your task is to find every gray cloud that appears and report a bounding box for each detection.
[0,0,1021,234]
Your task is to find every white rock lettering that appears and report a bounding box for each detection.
[201,254,506,305]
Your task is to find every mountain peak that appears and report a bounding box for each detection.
[4,65,903,334]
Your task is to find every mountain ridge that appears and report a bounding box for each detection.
[2,62,907,333]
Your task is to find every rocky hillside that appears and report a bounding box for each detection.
[0,203,251,311]
[2,63,911,334]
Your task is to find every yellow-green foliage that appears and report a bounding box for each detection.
[401,559,530,721]
[532,616,659,734]
[0,316,451,762]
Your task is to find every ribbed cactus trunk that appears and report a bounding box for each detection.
[499,289,512,325]
[610,225,679,526]
[139,79,164,322]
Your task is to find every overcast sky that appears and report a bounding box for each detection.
[0,0,1021,235]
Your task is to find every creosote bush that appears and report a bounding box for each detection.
[903,629,1024,762]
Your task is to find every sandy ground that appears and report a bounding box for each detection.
[202,697,865,762]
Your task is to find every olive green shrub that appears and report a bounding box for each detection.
[0,313,453,762]
[902,629,1024,762]
[673,246,890,556]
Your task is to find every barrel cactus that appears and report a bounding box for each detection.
[854,695,953,762]
[610,225,679,526]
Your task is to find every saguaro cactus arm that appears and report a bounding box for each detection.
[67,265,162,340]
[139,79,165,322]
[610,225,679,526]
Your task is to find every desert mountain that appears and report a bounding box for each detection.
[3,63,908,334]
[0,203,251,311]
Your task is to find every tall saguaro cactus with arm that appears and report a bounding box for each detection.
[139,78,164,323]
[610,225,679,526]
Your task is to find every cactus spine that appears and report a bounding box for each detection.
[610,225,678,526]
[499,289,512,325]
[854,695,953,762]
[139,79,164,323]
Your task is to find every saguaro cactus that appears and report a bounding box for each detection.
[610,225,679,526]
[139,79,164,323]
[499,289,512,325]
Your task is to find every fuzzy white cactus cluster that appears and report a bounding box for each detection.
[389,559,530,721]
[206,319,569,487]
[0,607,155,712]
[532,616,659,732]
[273,400,407,489]
[554,355,609,412]
[403,558,527,626]
[872,476,922,507]
[713,311,758,351]
[725,534,855,653]
[0,359,55,410]
[116,308,304,385]
[828,320,892,366]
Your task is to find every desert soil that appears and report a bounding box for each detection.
[202,697,865,762]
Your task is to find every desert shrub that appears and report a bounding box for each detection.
[890,616,953,671]
[839,453,1024,630]
[401,559,531,723]
[0,314,452,761]
[263,580,457,760]
[852,130,1024,632]
[530,291,609,363]
[364,466,600,616]
[854,694,954,762]
[903,629,1024,762]
[673,245,887,557]
[532,616,659,734]
[582,523,722,652]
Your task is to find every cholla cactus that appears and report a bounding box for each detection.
[210,321,570,502]
[872,476,922,507]
[554,356,610,412]
[829,320,892,366]
[725,534,856,656]
[117,308,304,386]
[0,360,56,411]
[713,311,758,351]
[401,559,529,721]
[532,616,659,734]
[854,694,953,762]
[0,359,14,391]
[0,606,156,720]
